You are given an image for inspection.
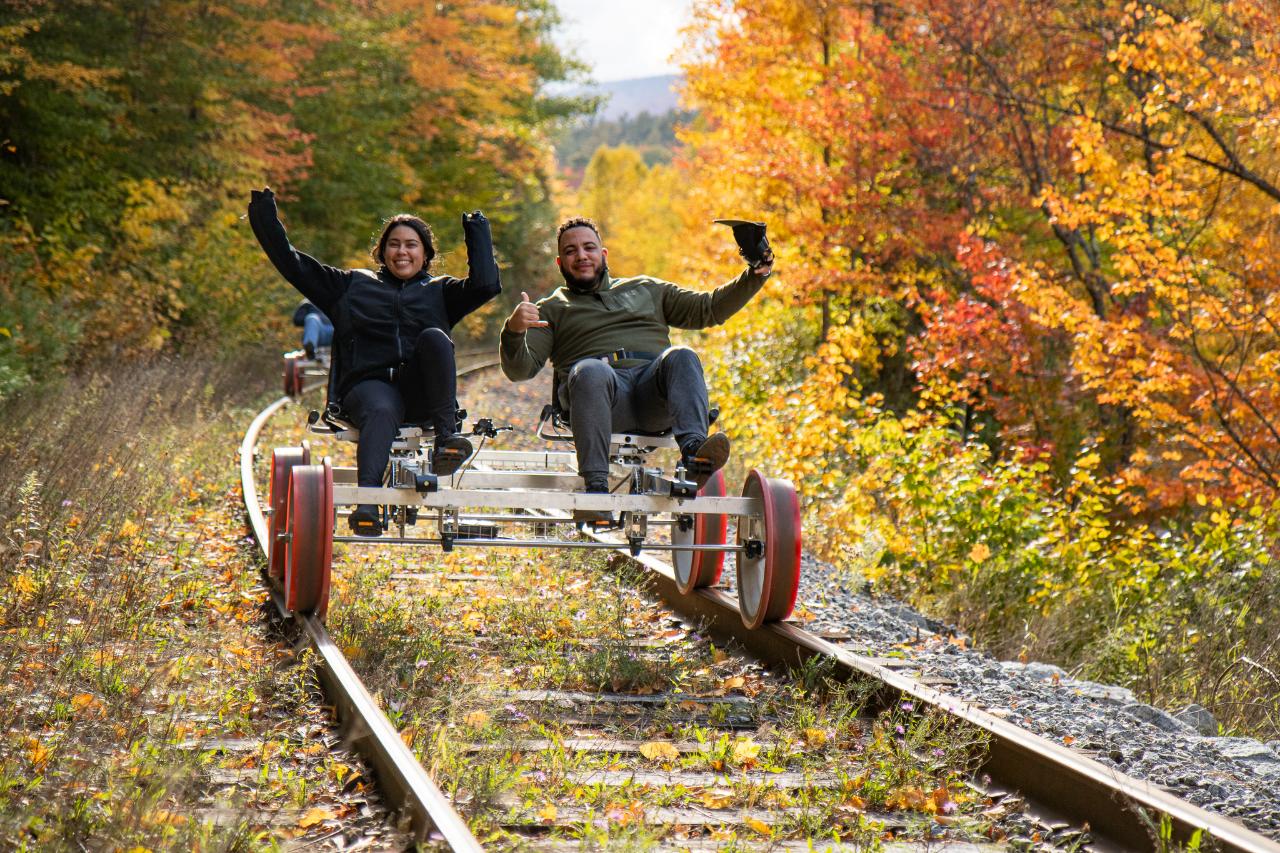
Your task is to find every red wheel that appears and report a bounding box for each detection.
[284,459,333,618]
[267,444,310,582]
[283,355,304,397]
[672,469,728,594]
[736,469,801,629]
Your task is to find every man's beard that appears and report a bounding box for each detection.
[561,261,608,294]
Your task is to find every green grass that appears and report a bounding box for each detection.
[326,540,1000,849]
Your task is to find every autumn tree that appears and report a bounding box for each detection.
[0,0,585,393]
[678,0,1280,507]
[565,145,686,282]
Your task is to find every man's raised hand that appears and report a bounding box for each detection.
[505,291,549,333]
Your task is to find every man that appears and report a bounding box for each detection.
[499,216,773,509]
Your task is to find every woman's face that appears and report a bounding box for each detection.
[384,225,427,280]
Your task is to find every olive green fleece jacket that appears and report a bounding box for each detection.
[499,268,767,383]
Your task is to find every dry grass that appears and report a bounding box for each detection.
[0,349,408,850]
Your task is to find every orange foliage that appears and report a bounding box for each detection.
[679,0,1280,507]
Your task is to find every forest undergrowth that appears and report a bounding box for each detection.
[705,320,1280,741]
[0,350,408,850]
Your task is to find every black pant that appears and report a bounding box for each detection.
[343,327,457,487]
[560,346,709,479]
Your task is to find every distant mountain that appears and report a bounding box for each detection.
[576,74,683,121]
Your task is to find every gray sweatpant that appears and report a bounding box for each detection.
[559,346,709,480]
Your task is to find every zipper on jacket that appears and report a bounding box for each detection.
[393,278,404,364]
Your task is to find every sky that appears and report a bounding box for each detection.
[552,0,696,82]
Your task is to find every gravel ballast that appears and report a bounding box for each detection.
[752,554,1280,840]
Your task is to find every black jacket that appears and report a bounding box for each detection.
[248,189,501,399]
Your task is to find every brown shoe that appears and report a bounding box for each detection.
[681,433,730,489]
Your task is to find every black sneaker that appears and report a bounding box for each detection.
[573,475,613,524]
[348,504,382,537]
[432,434,474,476]
[303,341,316,360]
[681,433,731,489]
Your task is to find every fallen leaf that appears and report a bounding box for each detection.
[744,816,772,836]
[802,727,827,747]
[639,741,680,761]
[27,739,50,769]
[732,739,761,764]
[700,791,733,809]
[298,806,336,828]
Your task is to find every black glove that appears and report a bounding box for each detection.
[714,219,772,270]
[248,187,276,226]
[461,210,500,292]
[462,210,491,248]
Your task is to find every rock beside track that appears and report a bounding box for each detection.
[722,554,1280,840]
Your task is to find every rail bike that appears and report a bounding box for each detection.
[281,347,331,398]
[265,395,802,631]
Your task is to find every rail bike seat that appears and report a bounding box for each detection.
[306,402,466,452]
[535,372,718,458]
[535,406,681,452]
[305,345,463,450]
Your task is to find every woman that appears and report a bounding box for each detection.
[248,187,501,536]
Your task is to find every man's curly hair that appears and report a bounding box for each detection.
[556,216,601,246]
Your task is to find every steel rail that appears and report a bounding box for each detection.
[573,530,1280,853]
[254,355,1279,851]
[491,489,1278,852]
[240,386,484,850]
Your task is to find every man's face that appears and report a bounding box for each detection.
[556,226,607,287]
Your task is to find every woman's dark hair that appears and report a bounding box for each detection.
[372,214,436,268]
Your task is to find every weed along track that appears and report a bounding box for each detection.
[242,356,1280,851]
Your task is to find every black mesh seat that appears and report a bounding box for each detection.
[305,342,463,444]
[534,372,716,451]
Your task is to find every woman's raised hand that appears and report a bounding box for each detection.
[505,291,549,333]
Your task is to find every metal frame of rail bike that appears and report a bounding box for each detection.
[266,408,801,631]
[281,348,331,398]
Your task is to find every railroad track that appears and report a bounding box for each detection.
[241,351,1280,852]
[241,350,496,849]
